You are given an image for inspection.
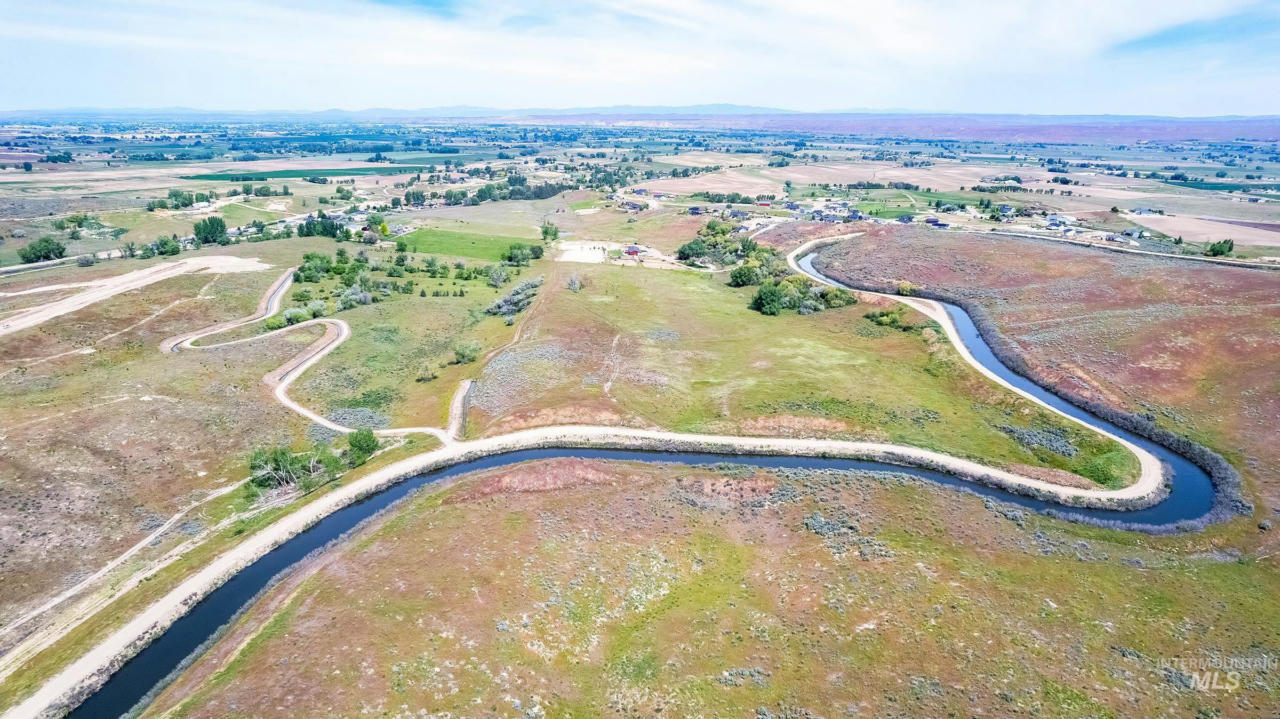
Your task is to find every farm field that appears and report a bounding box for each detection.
[813,226,1280,514]
[397,226,533,262]
[141,457,1280,719]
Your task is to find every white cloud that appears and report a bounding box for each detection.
[0,0,1274,114]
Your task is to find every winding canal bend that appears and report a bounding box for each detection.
[18,241,1220,719]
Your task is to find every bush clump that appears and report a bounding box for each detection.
[486,276,543,318]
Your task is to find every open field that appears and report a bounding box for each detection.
[0,242,325,630]
[636,167,783,198]
[467,261,1139,488]
[397,226,532,262]
[142,457,1280,719]
[1126,212,1280,246]
[814,226,1280,515]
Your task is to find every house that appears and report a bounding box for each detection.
[1045,213,1076,225]
[688,206,703,215]
[998,204,1014,215]
[924,217,940,225]
[897,214,914,224]
[784,201,799,210]
[756,201,771,207]
[633,188,648,195]
[625,245,642,256]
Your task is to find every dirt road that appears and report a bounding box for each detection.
[0,256,272,339]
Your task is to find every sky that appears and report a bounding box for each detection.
[1,0,1279,116]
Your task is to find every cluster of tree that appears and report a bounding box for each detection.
[485,276,543,318]
[970,184,1030,193]
[42,152,73,163]
[193,216,228,245]
[52,213,95,230]
[676,219,758,266]
[669,165,722,178]
[297,213,349,239]
[541,221,559,242]
[294,251,338,283]
[863,307,916,331]
[127,235,182,259]
[248,429,378,493]
[248,444,342,492]
[690,191,756,204]
[501,242,544,266]
[404,189,427,206]
[17,236,66,263]
[750,275,856,316]
[1205,238,1234,257]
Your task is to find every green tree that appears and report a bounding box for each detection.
[1205,238,1234,257]
[155,236,182,256]
[193,216,228,246]
[728,265,760,287]
[17,236,67,263]
[676,238,707,261]
[347,428,379,465]
[750,282,786,315]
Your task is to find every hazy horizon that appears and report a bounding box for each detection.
[3,0,1279,116]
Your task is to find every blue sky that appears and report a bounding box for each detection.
[1,0,1278,115]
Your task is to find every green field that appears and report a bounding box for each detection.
[398,227,531,261]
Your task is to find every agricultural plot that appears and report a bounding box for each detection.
[397,227,533,262]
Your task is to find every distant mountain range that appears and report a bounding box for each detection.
[2,106,1277,142]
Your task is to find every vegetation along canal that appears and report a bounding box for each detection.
[70,265,1220,718]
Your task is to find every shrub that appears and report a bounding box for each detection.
[750,282,786,315]
[452,340,481,364]
[155,236,181,256]
[306,300,328,318]
[728,265,760,287]
[264,315,286,331]
[283,307,310,325]
[1205,238,1234,257]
